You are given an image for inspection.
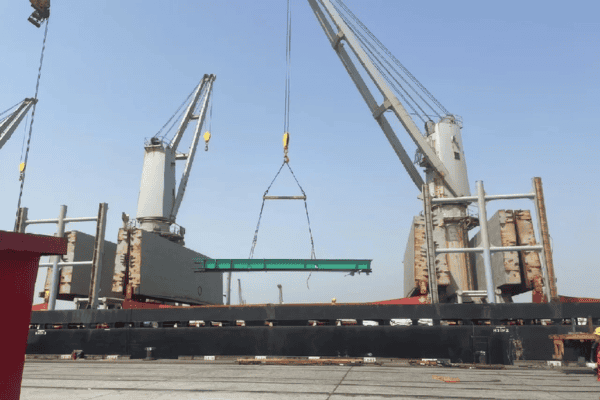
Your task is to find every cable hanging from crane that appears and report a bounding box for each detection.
[152,82,199,142]
[0,101,22,120]
[15,18,50,222]
[330,0,451,127]
[283,0,292,142]
[249,0,317,288]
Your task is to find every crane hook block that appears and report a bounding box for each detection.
[282,132,290,150]
[203,131,211,151]
[28,0,50,28]
[19,163,26,173]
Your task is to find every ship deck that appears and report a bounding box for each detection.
[21,359,598,399]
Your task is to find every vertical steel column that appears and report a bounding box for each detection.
[532,177,558,302]
[278,284,284,304]
[422,185,439,303]
[226,271,232,305]
[476,181,495,304]
[89,203,108,309]
[15,207,28,233]
[47,205,67,311]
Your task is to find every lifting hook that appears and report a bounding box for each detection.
[283,132,290,163]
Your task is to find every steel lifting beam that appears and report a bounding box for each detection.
[193,259,371,273]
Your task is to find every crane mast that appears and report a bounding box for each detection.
[308,0,474,302]
[135,74,216,243]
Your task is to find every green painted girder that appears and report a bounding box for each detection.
[193,259,371,274]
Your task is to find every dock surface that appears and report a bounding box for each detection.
[21,360,599,399]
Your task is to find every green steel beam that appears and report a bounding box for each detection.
[193,259,371,274]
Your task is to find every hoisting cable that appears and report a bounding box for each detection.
[333,0,449,117]
[204,88,213,151]
[283,0,292,163]
[14,19,50,225]
[19,113,30,166]
[249,0,317,288]
[330,1,432,124]
[153,82,199,142]
[0,101,22,120]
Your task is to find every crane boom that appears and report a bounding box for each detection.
[170,74,216,222]
[307,0,463,197]
[0,98,36,151]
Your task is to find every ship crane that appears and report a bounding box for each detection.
[308,0,473,302]
[308,0,552,305]
[135,74,216,244]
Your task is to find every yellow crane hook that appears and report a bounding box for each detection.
[203,131,211,151]
[283,132,290,163]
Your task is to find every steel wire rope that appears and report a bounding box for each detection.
[283,0,292,133]
[332,2,430,124]
[14,19,50,224]
[19,113,30,163]
[355,29,430,124]
[249,0,317,286]
[359,33,443,121]
[333,0,450,116]
[335,6,440,121]
[247,161,318,287]
[153,81,199,142]
[0,101,22,119]
[248,161,286,259]
[352,30,426,125]
[208,87,214,133]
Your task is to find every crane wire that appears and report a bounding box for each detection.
[0,101,22,119]
[248,161,317,265]
[153,81,199,142]
[250,1,317,288]
[15,19,50,224]
[333,0,450,117]
[19,112,30,163]
[283,0,292,133]
[331,1,433,124]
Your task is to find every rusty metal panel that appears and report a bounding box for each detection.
[129,229,142,291]
[43,230,119,300]
[404,217,435,297]
[470,210,522,293]
[404,213,462,298]
[443,220,472,292]
[514,210,544,297]
[111,228,129,294]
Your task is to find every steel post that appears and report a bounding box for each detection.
[422,185,439,303]
[476,181,495,304]
[226,271,232,305]
[15,207,28,233]
[89,203,108,309]
[47,205,67,311]
[533,177,558,302]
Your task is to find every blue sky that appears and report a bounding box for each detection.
[0,1,598,307]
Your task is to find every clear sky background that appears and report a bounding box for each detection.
[0,1,598,307]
